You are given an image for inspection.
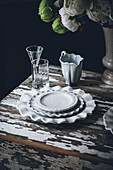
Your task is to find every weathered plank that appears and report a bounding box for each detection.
[0,66,113,168]
[0,139,113,170]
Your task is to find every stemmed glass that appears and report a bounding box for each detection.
[26,45,43,87]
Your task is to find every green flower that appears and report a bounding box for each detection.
[52,16,68,34]
[38,0,55,22]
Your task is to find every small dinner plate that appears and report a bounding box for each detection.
[18,86,96,124]
[30,92,84,118]
[35,91,78,113]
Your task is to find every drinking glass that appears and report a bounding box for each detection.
[26,45,43,62]
[26,45,43,86]
[31,59,49,89]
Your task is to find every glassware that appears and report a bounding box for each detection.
[26,45,43,62]
[31,59,49,89]
[26,45,44,87]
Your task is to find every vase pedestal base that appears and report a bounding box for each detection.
[102,69,113,86]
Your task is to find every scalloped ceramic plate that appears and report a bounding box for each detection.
[35,91,78,112]
[103,107,113,134]
[17,86,96,124]
[29,92,84,118]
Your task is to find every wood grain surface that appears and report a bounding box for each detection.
[0,65,113,169]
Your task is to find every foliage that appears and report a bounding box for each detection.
[38,0,113,34]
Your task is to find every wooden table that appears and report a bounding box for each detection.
[0,65,113,169]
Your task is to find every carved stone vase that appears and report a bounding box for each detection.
[102,27,113,86]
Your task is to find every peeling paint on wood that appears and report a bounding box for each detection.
[0,66,113,169]
[0,139,113,170]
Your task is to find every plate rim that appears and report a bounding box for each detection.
[18,86,96,124]
[30,92,84,118]
[35,90,78,113]
[103,107,113,134]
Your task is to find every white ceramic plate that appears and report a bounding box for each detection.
[35,91,78,112]
[29,92,84,118]
[103,107,113,134]
[18,86,96,124]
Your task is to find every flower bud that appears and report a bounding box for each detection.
[38,0,54,22]
[52,16,68,34]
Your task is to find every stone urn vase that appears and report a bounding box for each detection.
[102,27,113,86]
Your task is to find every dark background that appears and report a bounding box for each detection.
[0,0,105,100]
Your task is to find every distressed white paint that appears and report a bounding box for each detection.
[0,67,113,163]
[49,76,61,82]
[104,145,113,149]
[49,66,61,71]
[44,155,113,170]
[58,135,95,146]
[97,103,112,110]
[82,72,100,78]
[0,122,57,142]
[69,131,97,140]
[0,116,112,160]
[0,98,18,108]
[87,125,103,130]
[19,84,31,90]
[0,111,46,130]
[1,145,113,170]
[0,110,97,146]
[95,99,113,105]
[99,84,113,89]
[46,140,113,159]
[49,73,62,77]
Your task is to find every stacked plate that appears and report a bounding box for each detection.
[18,86,96,124]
